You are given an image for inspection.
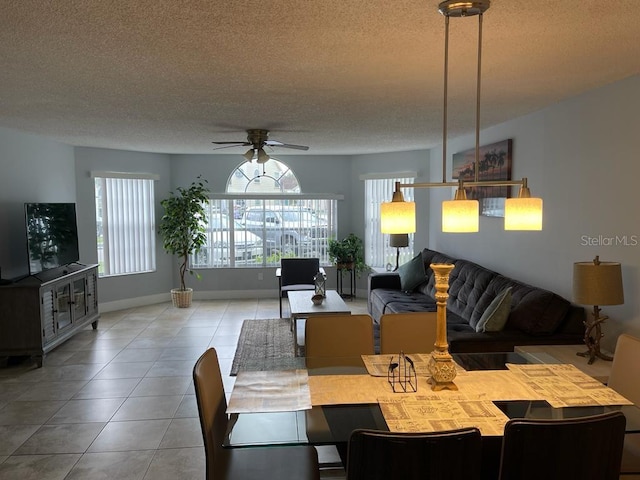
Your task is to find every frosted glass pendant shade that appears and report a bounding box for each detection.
[442,199,479,233]
[505,197,543,231]
[381,201,416,234]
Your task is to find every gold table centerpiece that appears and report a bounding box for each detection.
[427,263,458,391]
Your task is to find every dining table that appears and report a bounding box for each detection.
[224,351,640,479]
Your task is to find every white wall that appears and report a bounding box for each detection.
[74,147,173,307]
[428,75,640,349]
[0,128,76,279]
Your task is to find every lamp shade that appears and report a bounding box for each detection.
[573,260,624,306]
[257,148,270,164]
[381,201,416,234]
[505,197,543,230]
[389,233,409,248]
[243,149,255,161]
[442,199,479,233]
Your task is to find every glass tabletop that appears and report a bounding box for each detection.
[224,352,640,448]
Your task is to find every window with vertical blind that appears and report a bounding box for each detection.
[93,172,157,277]
[363,174,415,270]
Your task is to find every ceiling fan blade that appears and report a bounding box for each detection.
[212,143,250,151]
[211,141,250,146]
[264,140,309,151]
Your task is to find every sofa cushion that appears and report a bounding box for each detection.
[476,287,512,332]
[397,253,426,291]
[479,275,571,335]
[446,260,497,326]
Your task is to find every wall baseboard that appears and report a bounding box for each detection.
[98,289,286,313]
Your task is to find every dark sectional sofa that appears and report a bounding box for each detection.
[368,248,585,353]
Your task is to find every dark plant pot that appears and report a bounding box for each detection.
[336,261,355,270]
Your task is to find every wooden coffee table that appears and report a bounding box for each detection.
[287,290,351,356]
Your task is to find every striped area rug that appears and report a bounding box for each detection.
[230,318,305,375]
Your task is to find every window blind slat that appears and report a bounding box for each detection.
[95,176,156,277]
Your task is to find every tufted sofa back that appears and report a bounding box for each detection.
[417,249,575,336]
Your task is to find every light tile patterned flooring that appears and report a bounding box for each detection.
[0,297,368,479]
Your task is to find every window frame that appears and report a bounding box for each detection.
[92,171,158,277]
[191,194,341,269]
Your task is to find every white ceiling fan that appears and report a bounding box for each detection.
[212,129,309,163]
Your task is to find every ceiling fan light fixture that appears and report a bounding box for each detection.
[257,148,270,164]
[243,148,255,161]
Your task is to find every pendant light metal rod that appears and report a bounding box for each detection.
[474,12,483,183]
[442,15,450,184]
[395,177,529,190]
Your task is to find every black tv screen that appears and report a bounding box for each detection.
[25,203,80,275]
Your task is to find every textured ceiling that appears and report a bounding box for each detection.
[1,0,639,155]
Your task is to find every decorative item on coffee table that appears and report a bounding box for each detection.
[158,175,210,308]
[573,256,624,364]
[314,270,326,297]
[427,263,458,391]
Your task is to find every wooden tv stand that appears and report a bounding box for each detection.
[0,264,99,367]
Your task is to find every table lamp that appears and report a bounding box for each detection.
[573,256,624,364]
[390,234,409,271]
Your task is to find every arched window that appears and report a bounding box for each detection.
[192,159,339,269]
[226,158,300,193]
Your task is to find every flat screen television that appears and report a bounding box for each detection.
[25,203,80,275]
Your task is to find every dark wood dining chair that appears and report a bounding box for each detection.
[277,257,321,317]
[345,427,482,480]
[193,348,320,480]
[498,411,626,480]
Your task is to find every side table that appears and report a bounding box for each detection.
[336,266,355,299]
[515,344,613,384]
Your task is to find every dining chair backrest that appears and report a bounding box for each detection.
[193,348,229,478]
[305,314,374,358]
[608,333,640,405]
[498,411,626,480]
[194,348,321,479]
[380,312,437,354]
[346,428,482,480]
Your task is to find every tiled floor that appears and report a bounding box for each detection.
[0,297,368,479]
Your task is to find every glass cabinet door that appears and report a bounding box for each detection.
[55,283,72,330]
[72,278,86,321]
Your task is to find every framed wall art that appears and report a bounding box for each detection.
[452,139,513,217]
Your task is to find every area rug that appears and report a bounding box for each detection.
[230,318,305,376]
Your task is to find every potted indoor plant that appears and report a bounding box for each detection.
[328,233,367,276]
[159,176,210,308]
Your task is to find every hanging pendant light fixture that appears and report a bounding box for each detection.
[381,183,416,234]
[442,180,479,232]
[379,0,543,234]
[504,178,543,230]
[439,0,489,233]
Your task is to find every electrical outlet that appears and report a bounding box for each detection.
[258,272,264,281]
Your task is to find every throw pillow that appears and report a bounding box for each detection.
[476,287,512,333]
[397,253,426,292]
